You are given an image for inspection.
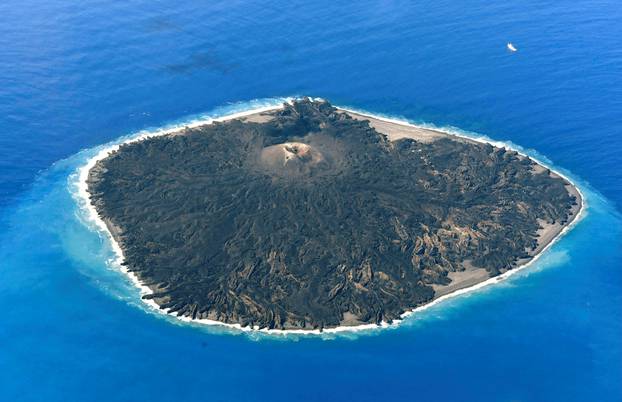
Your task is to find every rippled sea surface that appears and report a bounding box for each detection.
[1,1,621,401]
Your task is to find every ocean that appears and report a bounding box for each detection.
[1,1,621,401]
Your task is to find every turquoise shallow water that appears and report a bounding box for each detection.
[1,1,621,401]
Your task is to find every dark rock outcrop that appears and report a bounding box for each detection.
[87,99,577,329]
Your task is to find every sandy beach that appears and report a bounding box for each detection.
[75,100,586,336]
[345,109,585,304]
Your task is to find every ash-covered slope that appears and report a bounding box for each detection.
[87,99,578,330]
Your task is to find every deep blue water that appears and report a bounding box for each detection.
[1,1,621,401]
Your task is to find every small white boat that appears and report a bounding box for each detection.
[507,42,518,52]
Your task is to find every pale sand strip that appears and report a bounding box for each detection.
[75,99,586,336]
[345,109,584,305]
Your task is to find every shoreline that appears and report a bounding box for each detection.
[75,98,586,336]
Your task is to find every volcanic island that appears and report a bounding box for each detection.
[85,99,582,331]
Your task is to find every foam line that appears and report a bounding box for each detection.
[73,98,587,336]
